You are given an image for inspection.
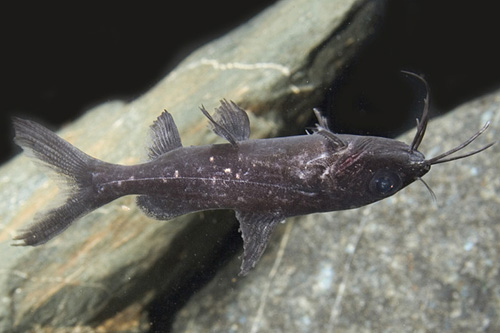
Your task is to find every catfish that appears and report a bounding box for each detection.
[12,73,494,275]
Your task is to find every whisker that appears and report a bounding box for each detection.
[426,122,494,164]
[429,142,495,165]
[417,177,437,203]
[401,71,430,152]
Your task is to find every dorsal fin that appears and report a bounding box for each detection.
[316,129,347,150]
[312,108,346,150]
[148,110,182,159]
[235,210,284,276]
[313,107,331,131]
[200,99,250,146]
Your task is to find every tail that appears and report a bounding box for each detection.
[12,118,106,246]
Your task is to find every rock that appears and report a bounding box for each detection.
[172,89,500,332]
[0,0,382,331]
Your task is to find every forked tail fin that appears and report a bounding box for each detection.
[12,118,106,246]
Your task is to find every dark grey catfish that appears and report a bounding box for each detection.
[12,76,493,275]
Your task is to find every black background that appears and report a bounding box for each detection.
[2,2,500,164]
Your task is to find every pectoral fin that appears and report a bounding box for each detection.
[235,210,284,276]
[200,99,250,146]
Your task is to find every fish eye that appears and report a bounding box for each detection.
[369,170,402,196]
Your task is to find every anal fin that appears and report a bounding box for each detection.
[148,110,183,159]
[235,210,284,276]
[200,99,250,146]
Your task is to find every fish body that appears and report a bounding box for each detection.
[96,133,427,219]
[12,81,493,275]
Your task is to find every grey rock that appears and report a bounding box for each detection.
[0,0,381,331]
[172,89,499,332]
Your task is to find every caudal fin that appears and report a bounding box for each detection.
[12,118,103,246]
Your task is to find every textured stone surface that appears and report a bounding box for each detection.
[172,90,499,332]
[0,0,381,331]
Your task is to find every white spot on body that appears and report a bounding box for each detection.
[306,152,329,165]
[174,170,179,178]
[296,170,306,180]
[235,173,241,179]
[224,168,232,174]
[320,168,331,180]
[209,156,215,163]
